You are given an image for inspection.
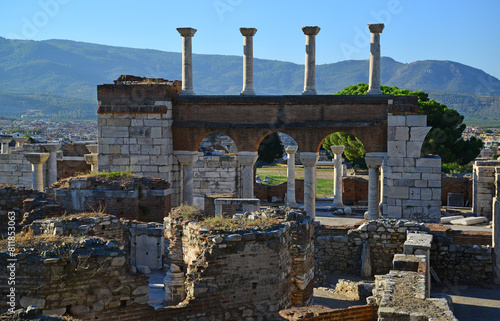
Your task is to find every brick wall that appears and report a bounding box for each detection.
[343,176,368,204]
[441,176,472,206]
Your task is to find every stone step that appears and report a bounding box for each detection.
[450,217,489,226]
[441,215,465,224]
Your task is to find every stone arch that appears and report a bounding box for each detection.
[197,131,238,155]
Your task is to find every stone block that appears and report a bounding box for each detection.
[101,126,129,138]
[395,127,409,140]
[415,180,427,188]
[387,186,409,199]
[422,173,441,181]
[388,115,406,126]
[387,206,402,218]
[416,157,441,168]
[388,141,406,158]
[387,158,404,167]
[406,115,427,127]
[407,141,423,158]
[450,217,488,226]
[410,126,431,142]
[20,296,46,309]
[409,188,421,200]
[441,215,464,224]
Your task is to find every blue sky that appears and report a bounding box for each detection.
[2,0,500,79]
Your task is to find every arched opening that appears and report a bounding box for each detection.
[317,131,367,209]
[254,132,299,205]
[198,132,238,156]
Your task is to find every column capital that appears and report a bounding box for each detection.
[285,145,298,154]
[14,137,29,144]
[84,153,98,165]
[368,23,385,33]
[330,145,345,155]
[24,153,50,165]
[302,26,321,36]
[177,27,197,37]
[86,144,98,154]
[237,151,258,166]
[299,152,319,167]
[174,150,199,166]
[365,152,386,168]
[41,143,61,153]
[0,137,12,144]
[240,28,257,37]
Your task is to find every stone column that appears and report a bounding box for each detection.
[237,151,259,199]
[493,168,500,284]
[240,28,257,96]
[24,153,50,192]
[302,26,321,95]
[164,264,185,306]
[331,145,345,209]
[42,143,61,186]
[174,151,199,205]
[285,146,299,208]
[367,23,385,95]
[177,27,197,95]
[85,144,99,172]
[14,137,29,149]
[300,152,319,218]
[0,138,11,154]
[365,154,384,220]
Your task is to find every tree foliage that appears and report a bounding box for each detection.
[322,132,366,161]
[336,83,483,165]
[258,132,284,163]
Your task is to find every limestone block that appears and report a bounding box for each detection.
[401,173,421,180]
[422,173,441,181]
[131,119,144,126]
[395,127,409,140]
[416,157,441,168]
[441,215,464,224]
[407,141,422,158]
[409,188,421,200]
[101,126,129,138]
[387,158,404,167]
[415,180,427,188]
[428,180,441,188]
[431,188,441,200]
[406,115,427,127]
[404,158,415,167]
[20,296,46,309]
[388,141,406,158]
[421,188,432,200]
[410,126,431,142]
[107,118,131,127]
[450,217,488,225]
[388,115,406,126]
[386,186,409,199]
[387,206,402,218]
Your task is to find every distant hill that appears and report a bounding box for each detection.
[0,37,499,124]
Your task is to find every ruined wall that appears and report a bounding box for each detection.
[254,180,305,203]
[0,238,149,319]
[53,176,171,223]
[0,153,32,187]
[193,155,242,197]
[279,305,374,321]
[384,114,442,223]
[0,187,44,228]
[473,160,500,218]
[57,142,93,179]
[441,175,472,206]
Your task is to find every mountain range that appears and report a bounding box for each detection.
[0,37,499,125]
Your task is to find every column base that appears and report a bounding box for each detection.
[286,202,299,209]
[302,90,317,95]
[331,202,345,209]
[180,89,196,95]
[240,89,256,96]
[367,88,382,95]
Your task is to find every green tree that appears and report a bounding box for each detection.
[336,83,483,165]
[258,132,284,163]
[322,132,366,161]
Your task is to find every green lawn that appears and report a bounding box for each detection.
[257,168,334,198]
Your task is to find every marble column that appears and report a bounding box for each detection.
[493,168,500,274]
[174,151,199,205]
[240,28,257,96]
[14,137,29,149]
[42,143,61,186]
[285,146,299,208]
[24,153,50,192]
[365,154,384,220]
[0,138,12,154]
[177,27,197,95]
[300,152,319,218]
[367,23,385,95]
[331,145,345,208]
[301,26,321,95]
[237,151,259,199]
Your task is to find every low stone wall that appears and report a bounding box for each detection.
[53,176,171,223]
[0,237,149,318]
[204,193,236,217]
[0,186,44,229]
[279,305,374,321]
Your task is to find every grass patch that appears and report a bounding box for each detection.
[256,170,334,198]
[173,204,202,220]
[98,171,133,178]
[203,216,281,233]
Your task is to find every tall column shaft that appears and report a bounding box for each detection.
[177,28,197,95]
[240,28,257,95]
[285,146,298,207]
[42,144,61,187]
[331,146,345,208]
[300,152,319,218]
[367,23,384,95]
[365,154,384,220]
[237,152,259,199]
[302,26,320,95]
[174,151,199,205]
